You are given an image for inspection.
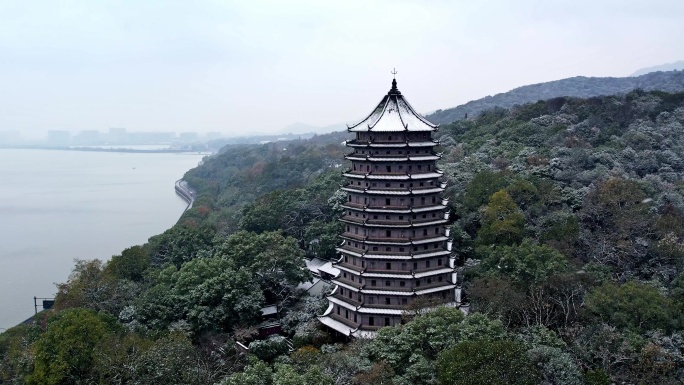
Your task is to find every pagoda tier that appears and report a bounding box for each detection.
[319,78,460,338]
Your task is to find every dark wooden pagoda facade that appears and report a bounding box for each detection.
[319,78,460,338]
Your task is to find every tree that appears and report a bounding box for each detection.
[437,340,539,385]
[104,245,150,282]
[477,190,525,245]
[28,308,118,385]
[480,239,569,286]
[585,281,674,333]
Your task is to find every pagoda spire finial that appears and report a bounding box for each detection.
[390,68,399,94]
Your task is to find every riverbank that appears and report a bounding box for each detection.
[175,179,195,211]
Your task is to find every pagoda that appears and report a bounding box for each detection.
[319,77,459,338]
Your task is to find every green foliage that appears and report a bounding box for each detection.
[585,281,675,333]
[28,308,118,385]
[477,190,525,245]
[437,339,539,385]
[248,336,290,362]
[479,239,569,286]
[104,245,151,282]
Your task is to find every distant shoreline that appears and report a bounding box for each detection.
[0,145,207,154]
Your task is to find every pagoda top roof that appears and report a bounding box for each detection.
[348,79,439,132]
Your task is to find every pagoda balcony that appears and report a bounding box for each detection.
[341,216,447,228]
[328,312,361,329]
[335,262,364,275]
[414,280,454,292]
[413,265,454,277]
[330,292,364,308]
[342,203,448,214]
[364,267,412,276]
[341,233,448,244]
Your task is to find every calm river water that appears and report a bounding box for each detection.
[0,149,206,330]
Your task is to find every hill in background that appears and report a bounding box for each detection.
[631,60,684,76]
[426,70,684,125]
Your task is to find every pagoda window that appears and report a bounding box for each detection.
[361,261,365,268]
[346,226,350,232]
[399,165,403,170]
[345,310,349,318]
[413,246,418,251]
[426,261,431,268]
[398,150,403,154]
[372,246,378,251]
[434,244,439,249]
[357,181,361,185]
[419,182,424,186]
[400,198,405,204]
[337,307,340,315]
[409,165,412,171]
[402,298,408,305]
[386,150,390,154]
[367,165,370,171]
[374,165,378,171]
[388,136,392,140]
[385,215,390,219]
[371,280,377,286]
[423,229,428,236]
[369,317,375,326]
[372,198,376,204]
[438,276,443,282]
[372,183,377,187]
[348,196,352,202]
[422,214,427,218]
[413,262,418,269]
[386,166,391,172]
[432,196,437,203]
[418,165,422,170]
[398,215,404,220]
[364,198,368,204]
[348,291,353,299]
[373,215,378,219]
[400,183,404,187]
[401,263,407,270]
[385,183,390,187]
[427,278,432,284]
[416,280,421,287]
[368,297,374,304]
[400,281,406,287]
[412,214,416,219]
[399,247,405,252]
[385,246,391,251]
[374,150,379,154]
[432,213,436,217]
[354,242,359,248]
[421,197,426,204]
[428,165,431,170]
[343,272,347,278]
[386,230,391,237]
[385,280,391,286]
[353,165,357,170]
[344,256,348,262]
[424,245,429,250]
[410,198,414,205]
[370,261,376,268]
[386,262,391,270]
[385,298,391,305]
[438,258,443,266]
[409,183,414,188]
[354,314,358,322]
[355,227,358,234]
[340,288,344,295]
[385,198,391,206]
[385,317,391,326]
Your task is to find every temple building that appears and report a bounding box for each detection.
[319,77,460,338]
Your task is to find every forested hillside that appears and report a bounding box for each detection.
[3,90,684,385]
[427,70,684,125]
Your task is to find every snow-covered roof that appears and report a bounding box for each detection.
[348,79,438,132]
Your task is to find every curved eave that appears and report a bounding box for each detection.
[340,203,448,214]
[345,140,439,148]
[340,218,449,228]
[344,155,442,162]
[341,187,445,195]
[343,170,444,180]
[347,82,439,132]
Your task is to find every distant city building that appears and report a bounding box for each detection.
[108,127,127,144]
[179,132,199,142]
[0,130,22,145]
[205,132,222,140]
[47,130,71,146]
[74,130,102,145]
[319,78,460,338]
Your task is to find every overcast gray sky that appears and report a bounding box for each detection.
[1,0,682,136]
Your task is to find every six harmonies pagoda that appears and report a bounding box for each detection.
[319,77,461,338]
